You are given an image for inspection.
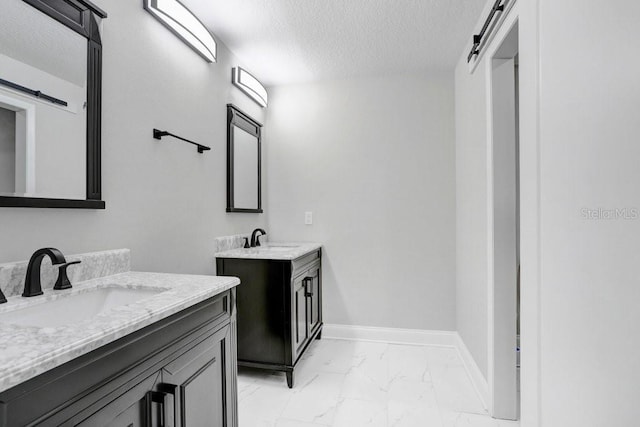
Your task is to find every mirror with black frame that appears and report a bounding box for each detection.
[226,104,262,213]
[0,0,106,209]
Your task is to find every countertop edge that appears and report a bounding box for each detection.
[214,242,322,260]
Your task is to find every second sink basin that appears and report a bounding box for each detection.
[0,286,162,328]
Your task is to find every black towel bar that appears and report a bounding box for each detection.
[153,129,211,153]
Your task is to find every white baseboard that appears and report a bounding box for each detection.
[323,324,457,347]
[322,324,489,410]
[454,332,490,410]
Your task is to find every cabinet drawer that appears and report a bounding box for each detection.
[292,250,320,278]
[205,292,230,323]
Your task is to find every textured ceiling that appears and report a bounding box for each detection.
[182,0,485,86]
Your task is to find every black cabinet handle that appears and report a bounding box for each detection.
[303,277,314,297]
[146,384,177,427]
[159,383,177,395]
[160,383,176,427]
[145,391,162,427]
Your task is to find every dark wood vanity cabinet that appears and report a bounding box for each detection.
[0,290,238,427]
[216,250,322,388]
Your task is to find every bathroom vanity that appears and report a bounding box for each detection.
[216,243,322,388]
[0,250,239,426]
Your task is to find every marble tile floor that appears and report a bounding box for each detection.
[238,338,520,427]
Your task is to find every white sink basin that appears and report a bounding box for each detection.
[0,286,162,328]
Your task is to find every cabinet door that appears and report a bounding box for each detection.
[292,274,308,360]
[304,264,322,335]
[75,372,161,427]
[161,324,234,427]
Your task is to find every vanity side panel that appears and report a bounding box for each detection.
[217,258,287,366]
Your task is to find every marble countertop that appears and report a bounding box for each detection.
[215,242,322,260]
[0,271,239,393]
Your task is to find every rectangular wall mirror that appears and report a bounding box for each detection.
[227,104,262,213]
[0,0,106,209]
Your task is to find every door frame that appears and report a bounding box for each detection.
[483,1,542,423]
[486,18,519,420]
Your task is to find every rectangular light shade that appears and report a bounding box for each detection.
[144,0,217,63]
[233,67,268,107]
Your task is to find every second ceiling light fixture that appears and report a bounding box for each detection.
[143,0,217,63]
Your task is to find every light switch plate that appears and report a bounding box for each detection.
[305,211,313,225]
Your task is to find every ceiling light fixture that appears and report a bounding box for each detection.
[232,67,268,108]
[144,0,217,63]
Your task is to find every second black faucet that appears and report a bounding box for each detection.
[23,248,81,297]
[250,228,266,247]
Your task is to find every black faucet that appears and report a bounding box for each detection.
[250,228,266,247]
[23,248,68,297]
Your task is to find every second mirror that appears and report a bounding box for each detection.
[226,104,262,213]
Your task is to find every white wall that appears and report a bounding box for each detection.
[456,0,640,425]
[536,1,640,425]
[265,73,456,330]
[0,0,267,273]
